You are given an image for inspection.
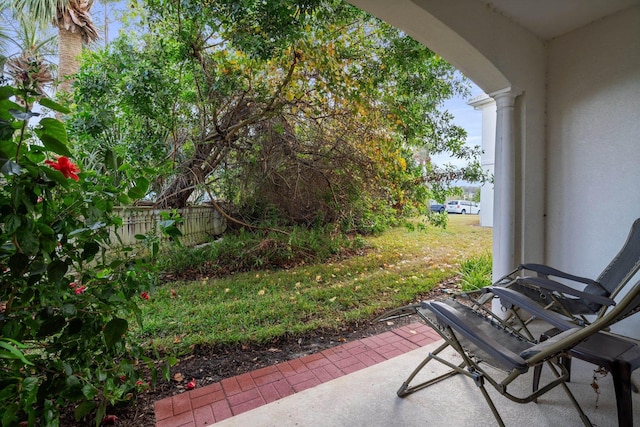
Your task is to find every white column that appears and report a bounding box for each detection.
[490,87,522,282]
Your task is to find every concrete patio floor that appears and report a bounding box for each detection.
[155,321,640,427]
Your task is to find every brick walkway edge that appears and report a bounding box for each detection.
[154,322,441,426]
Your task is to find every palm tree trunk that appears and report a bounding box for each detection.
[57,26,83,93]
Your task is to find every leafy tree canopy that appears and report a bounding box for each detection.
[70,0,483,230]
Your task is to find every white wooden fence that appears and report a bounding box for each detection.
[111,206,226,248]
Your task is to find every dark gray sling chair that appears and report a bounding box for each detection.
[490,284,640,427]
[378,218,640,344]
[497,217,640,326]
[392,279,640,427]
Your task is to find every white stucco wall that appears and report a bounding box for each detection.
[546,7,640,275]
[546,6,640,336]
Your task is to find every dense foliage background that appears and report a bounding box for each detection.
[69,0,482,230]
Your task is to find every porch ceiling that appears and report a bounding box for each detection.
[478,0,639,39]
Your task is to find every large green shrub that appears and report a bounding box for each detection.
[0,84,164,426]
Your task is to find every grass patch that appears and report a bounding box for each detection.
[458,252,493,292]
[135,215,492,354]
[159,225,366,278]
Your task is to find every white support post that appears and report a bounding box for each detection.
[490,87,522,282]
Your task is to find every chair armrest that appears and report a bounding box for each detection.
[519,327,582,360]
[519,263,606,293]
[517,276,615,307]
[425,301,528,373]
[488,287,578,331]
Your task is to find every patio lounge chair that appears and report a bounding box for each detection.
[489,285,640,427]
[497,217,640,325]
[397,278,640,427]
[376,218,640,328]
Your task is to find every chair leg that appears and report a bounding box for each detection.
[611,360,634,427]
[532,364,542,402]
[546,360,593,427]
[476,377,506,427]
[396,341,460,397]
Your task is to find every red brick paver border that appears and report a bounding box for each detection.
[154,322,438,426]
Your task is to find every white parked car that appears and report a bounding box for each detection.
[446,200,480,215]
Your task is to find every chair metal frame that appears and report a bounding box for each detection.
[377,278,640,427]
[490,285,640,426]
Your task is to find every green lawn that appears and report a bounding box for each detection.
[135,215,492,354]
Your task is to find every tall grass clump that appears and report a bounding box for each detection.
[459,252,493,292]
[159,225,367,277]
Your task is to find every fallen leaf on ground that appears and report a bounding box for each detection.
[102,415,118,424]
[173,373,184,382]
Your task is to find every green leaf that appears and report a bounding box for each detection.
[30,260,46,275]
[36,222,55,236]
[47,260,68,284]
[39,97,71,114]
[2,402,18,426]
[61,303,77,317]
[16,228,40,255]
[103,318,128,348]
[37,315,66,338]
[104,148,118,171]
[0,86,14,100]
[0,120,15,142]
[152,241,159,258]
[22,376,39,407]
[0,99,23,121]
[96,403,107,427]
[82,241,100,260]
[36,118,71,157]
[42,165,71,186]
[81,384,96,400]
[64,374,84,400]
[162,225,183,238]
[127,177,150,199]
[118,193,132,205]
[74,400,95,421]
[5,214,21,234]
[9,253,29,277]
[0,340,33,366]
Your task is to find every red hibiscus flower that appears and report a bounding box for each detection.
[74,285,87,295]
[140,291,150,300]
[44,156,80,181]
